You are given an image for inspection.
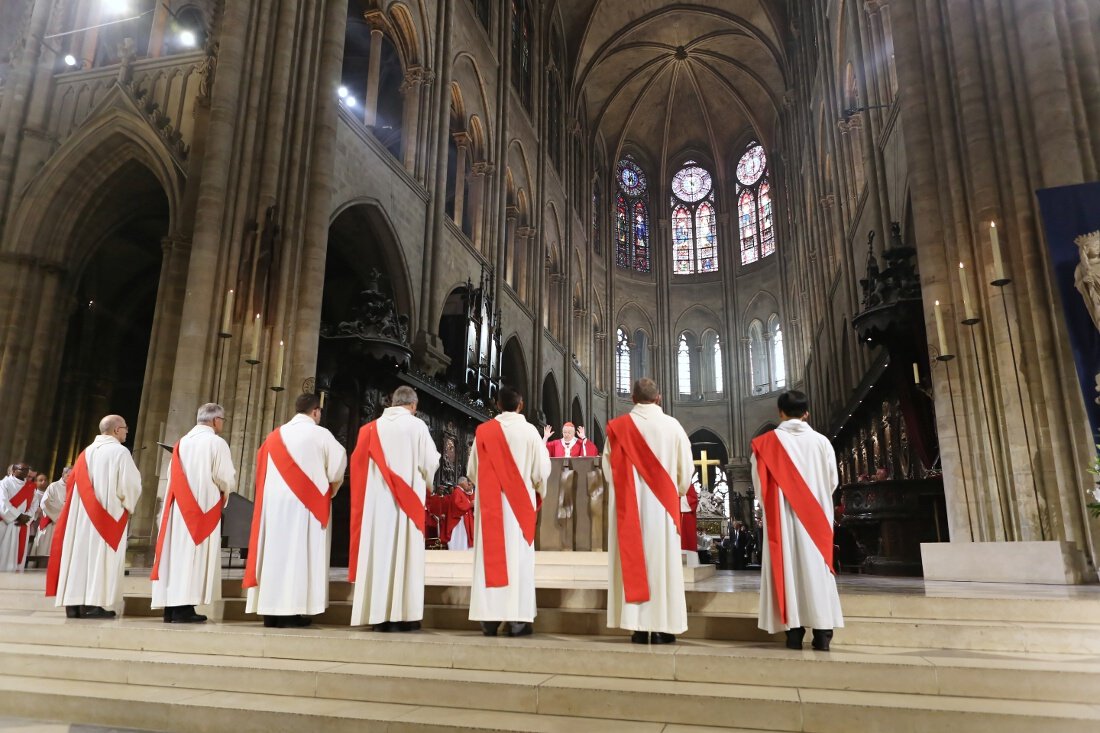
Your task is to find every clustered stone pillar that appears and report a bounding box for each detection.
[363,12,386,128]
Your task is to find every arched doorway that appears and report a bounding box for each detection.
[501,336,528,403]
[688,429,729,526]
[541,372,562,431]
[570,396,584,430]
[46,161,170,476]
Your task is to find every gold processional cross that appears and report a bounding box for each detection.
[693,450,722,490]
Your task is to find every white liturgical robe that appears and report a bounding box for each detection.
[245,414,347,617]
[752,419,844,634]
[350,407,441,626]
[31,479,67,557]
[466,412,551,623]
[602,403,693,634]
[51,435,142,612]
[0,475,34,571]
[151,424,237,609]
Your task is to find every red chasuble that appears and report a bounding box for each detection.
[605,414,681,604]
[679,484,699,552]
[446,489,474,541]
[347,420,426,582]
[243,428,332,589]
[46,452,130,597]
[10,480,35,566]
[751,430,835,625]
[474,419,536,588]
[150,441,223,580]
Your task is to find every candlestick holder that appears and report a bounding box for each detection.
[933,347,975,539]
[961,316,1011,539]
[239,359,261,487]
[990,277,1046,539]
[213,331,232,406]
[270,385,285,431]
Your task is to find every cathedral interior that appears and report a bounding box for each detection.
[0,0,1097,581]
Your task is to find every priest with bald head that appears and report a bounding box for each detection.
[46,415,143,619]
[603,378,693,644]
[348,386,440,631]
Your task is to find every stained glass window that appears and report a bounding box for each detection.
[736,142,774,264]
[615,193,630,269]
[614,156,650,273]
[615,328,631,394]
[770,315,786,389]
[713,334,724,394]
[670,161,719,274]
[748,319,768,395]
[511,0,531,109]
[677,334,692,396]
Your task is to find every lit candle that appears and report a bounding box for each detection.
[273,340,285,387]
[319,390,326,409]
[989,222,1005,282]
[958,262,975,320]
[221,289,234,334]
[250,313,263,361]
[912,362,920,384]
[933,300,949,356]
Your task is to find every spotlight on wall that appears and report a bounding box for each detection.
[178,30,197,48]
[337,85,349,99]
[102,0,131,16]
[63,54,78,67]
[345,96,357,108]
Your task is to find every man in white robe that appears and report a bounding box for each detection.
[151,403,237,624]
[47,415,142,618]
[603,378,693,644]
[466,386,551,637]
[0,462,34,571]
[751,390,843,651]
[31,467,70,558]
[348,386,440,631]
[244,393,346,628]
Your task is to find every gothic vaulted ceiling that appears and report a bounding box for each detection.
[560,1,788,177]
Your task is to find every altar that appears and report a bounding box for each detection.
[538,457,606,551]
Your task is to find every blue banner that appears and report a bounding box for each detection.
[1035,182,1100,437]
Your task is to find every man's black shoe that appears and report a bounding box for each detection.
[651,633,676,644]
[397,621,421,632]
[65,606,82,619]
[811,629,833,651]
[630,631,649,644]
[785,627,806,649]
[80,606,116,619]
[480,621,500,637]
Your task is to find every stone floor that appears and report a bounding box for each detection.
[0,718,153,733]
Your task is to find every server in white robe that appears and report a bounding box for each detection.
[466,386,551,637]
[602,378,693,644]
[244,393,347,628]
[0,463,34,571]
[751,390,844,651]
[151,403,237,623]
[348,386,440,630]
[46,416,142,618]
[31,468,70,557]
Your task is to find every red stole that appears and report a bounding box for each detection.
[10,480,35,566]
[474,419,536,588]
[150,441,223,581]
[751,430,835,625]
[680,484,699,552]
[46,451,130,597]
[606,414,682,603]
[243,427,332,589]
[347,420,427,582]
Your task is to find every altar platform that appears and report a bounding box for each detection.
[1,568,1098,732]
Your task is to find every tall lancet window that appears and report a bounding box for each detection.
[702,329,723,394]
[736,142,774,265]
[748,319,769,395]
[671,161,718,274]
[615,327,631,395]
[677,333,692,396]
[769,314,786,390]
[614,156,650,273]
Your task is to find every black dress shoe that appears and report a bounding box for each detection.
[288,615,312,628]
[480,621,500,637]
[65,606,82,619]
[373,621,395,632]
[811,629,833,651]
[651,633,676,644]
[163,607,173,623]
[263,616,285,628]
[508,622,533,637]
[170,606,207,624]
[630,631,650,644]
[81,606,116,619]
[785,627,806,649]
[397,621,421,632]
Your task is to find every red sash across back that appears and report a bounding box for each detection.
[474,419,536,588]
[348,420,426,582]
[605,414,681,604]
[10,480,35,566]
[751,430,835,625]
[150,441,223,581]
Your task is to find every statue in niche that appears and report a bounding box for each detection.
[858,428,870,480]
[879,401,894,480]
[1073,230,1100,333]
[898,419,912,479]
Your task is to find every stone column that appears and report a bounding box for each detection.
[515,225,536,302]
[451,131,471,230]
[400,66,430,173]
[469,161,495,251]
[363,12,386,127]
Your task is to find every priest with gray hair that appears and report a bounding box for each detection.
[348,385,440,631]
[150,402,236,623]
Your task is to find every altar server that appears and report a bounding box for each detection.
[31,468,70,558]
[0,462,35,571]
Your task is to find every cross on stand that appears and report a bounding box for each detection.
[693,450,722,490]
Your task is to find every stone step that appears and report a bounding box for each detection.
[0,618,1097,705]
[0,653,1097,733]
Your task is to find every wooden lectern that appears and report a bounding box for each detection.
[538,457,607,551]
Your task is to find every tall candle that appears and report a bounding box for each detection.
[912,362,920,384]
[250,313,263,361]
[989,222,1005,282]
[221,289,234,334]
[319,390,326,409]
[273,340,285,387]
[933,300,949,356]
[958,262,975,320]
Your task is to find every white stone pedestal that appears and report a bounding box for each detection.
[920,541,1090,584]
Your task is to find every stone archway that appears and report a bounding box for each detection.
[542,372,562,430]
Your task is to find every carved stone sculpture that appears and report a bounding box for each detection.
[1073,230,1100,333]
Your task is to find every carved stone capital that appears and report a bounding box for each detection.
[452,131,472,149]
[364,10,388,33]
[864,0,884,15]
[401,65,431,92]
[819,194,836,208]
[505,205,520,221]
[516,226,537,239]
[471,161,496,176]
